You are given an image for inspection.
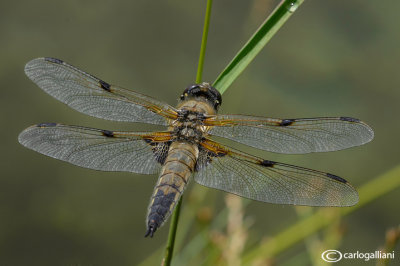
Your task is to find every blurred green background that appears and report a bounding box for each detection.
[1,0,399,265]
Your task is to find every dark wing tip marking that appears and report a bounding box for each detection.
[99,80,111,92]
[44,57,64,64]
[340,117,360,123]
[259,160,276,167]
[280,119,294,126]
[37,122,57,127]
[326,173,347,184]
[101,130,114,137]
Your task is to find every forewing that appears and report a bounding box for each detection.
[18,123,173,174]
[194,139,358,206]
[206,115,374,154]
[24,58,178,125]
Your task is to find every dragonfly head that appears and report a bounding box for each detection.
[180,82,222,111]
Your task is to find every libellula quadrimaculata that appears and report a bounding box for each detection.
[19,58,374,237]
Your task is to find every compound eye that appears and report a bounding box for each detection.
[187,84,200,91]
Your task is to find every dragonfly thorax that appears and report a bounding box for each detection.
[172,108,211,143]
[172,124,205,143]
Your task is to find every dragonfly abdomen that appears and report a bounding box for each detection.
[145,142,198,237]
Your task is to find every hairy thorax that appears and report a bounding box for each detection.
[169,98,217,143]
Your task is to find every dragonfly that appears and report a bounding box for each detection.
[19,58,374,237]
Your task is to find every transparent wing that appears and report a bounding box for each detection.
[194,139,358,206]
[25,58,178,125]
[18,123,173,174]
[205,115,374,154]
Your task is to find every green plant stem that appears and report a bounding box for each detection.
[162,1,213,265]
[242,165,400,264]
[213,0,304,94]
[163,0,301,264]
[196,0,213,83]
[162,198,182,266]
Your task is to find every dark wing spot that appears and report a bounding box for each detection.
[153,142,171,165]
[259,160,276,167]
[99,80,111,92]
[326,173,347,183]
[142,138,171,165]
[195,144,228,171]
[37,122,57,127]
[340,117,360,123]
[101,130,114,137]
[210,148,227,158]
[280,119,294,126]
[143,138,152,144]
[45,57,64,64]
